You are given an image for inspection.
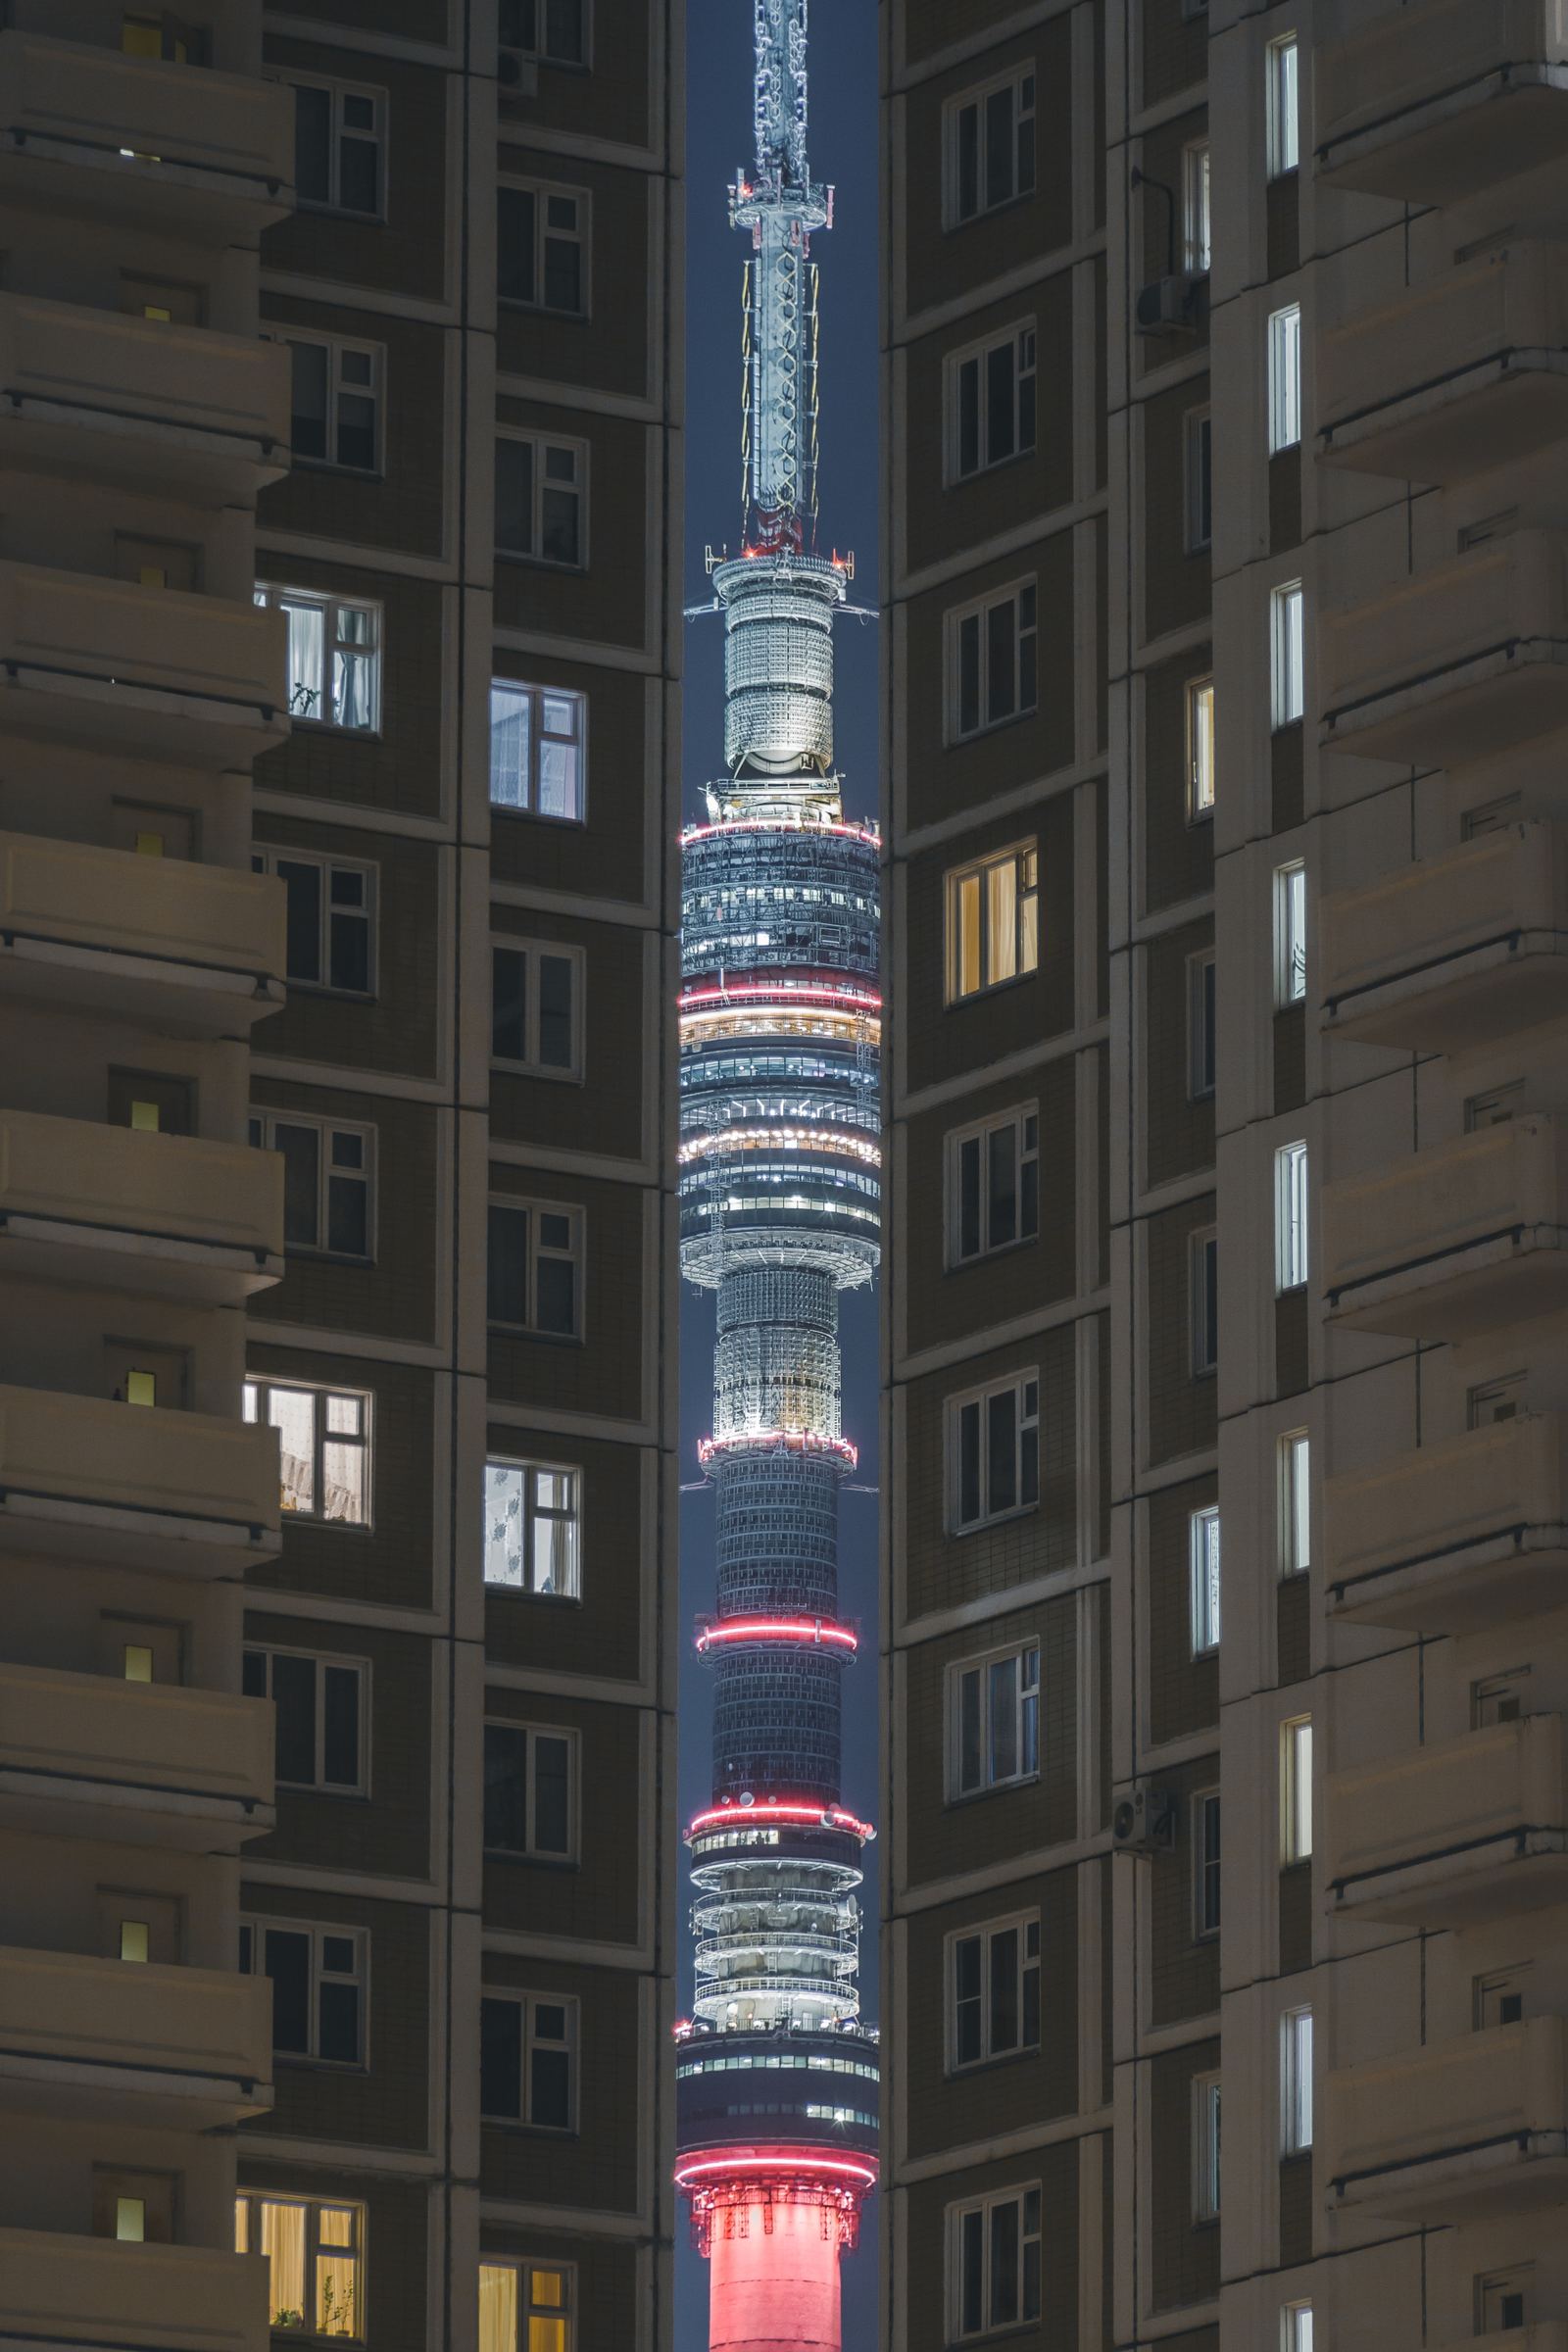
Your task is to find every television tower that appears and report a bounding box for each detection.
[673,5,881,2348]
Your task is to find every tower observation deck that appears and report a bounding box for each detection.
[675,9,879,2350]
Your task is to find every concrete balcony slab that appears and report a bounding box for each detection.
[1324,2017,1568,2221]
[0,2228,267,2352]
[0,1942,270,2126]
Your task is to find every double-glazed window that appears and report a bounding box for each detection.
[1274,862,1307,1005]
[244,1378,372,1526]
[498,182,588,314]
[951,1372,1039,1532]
[291,77,384,218]
[1281,1716,1312,1862]
[1268,306,1302,454]
[483,1457,581,1598]
[480,1991,576,2130]
[1194,2074,1222,2219]
[1283,2305,1313,2352]
[945,69,1035,226]
[1184,139,1211,273]
[1274,1140,1308,1292]
[489,680,586,821]
[952,1642,1040,1798]
[492,942,581,1077]
[252,851,375,996]
[242,1646,366,1793]
[950,325,1036,480]
[1278,1430,1309,1577]
[289,336,381,474]
[1187,676,1216,819]
[500,0,587,66]
[1187,950,1216,1101]
[250,1112,374,1260]
[949,2184,1042,2339]
[950,1913,1041,2069]
[1267,35,1300,178]
[946,844,1039,1002]
[480,2262,574,2352]
[496,435,585,568]
[1185,409,1212,553]
[1281,2006,1313,2151]
[1272,582,1305,727]
[487,1200,581,1337]
[254,586,381,732]
[1190,1227,1218,1376]
[240,1920,365,2066]
[483,1721,574,1857]
[1194,1788,1221,1938]
[949,1106,1039,1264]
[235,2194,363,2338]
[949,581,1037,740]
[1189,1504,1221,1657]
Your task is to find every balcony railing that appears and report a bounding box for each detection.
[1326,1715,1568,1927]
[1315,0,1568,206]
[1322,1114,1568,1339]
[0,1942,270,2123]
[1321,823,1568,1054]
[1325,1411,1568,1635]
[0,2229,267,2352]
[1323,2016,1568,2220]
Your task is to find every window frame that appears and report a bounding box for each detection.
[1274,1138,1309,1294]
[947,1910,1042,2073]
[251,849,377,999]
[1194,1788,1221,1940]
[1281,1714,1313,1864]
[486,1197,584,1339]
[495,431,589,570]
[1274,860,1307,1007]
[239,1916,368,2070]
[254,583,383,735]
[942,65,1037,230]
[243,1376,373,1530]
[497,176,591,318]
[946,320,1038,483]
[490,938,584,1081]
[479,1988,579,2132]
[1187,949,1216,1102]
[248,1108,377,1262]
[944,842,1040,1003]
[233,2191,366,2339]
[241,1643,368,1796]
[946,579,1039,744]
[1189,1503,1221,1658]
[1281,2005,1313,2153]
[285,74,386,220]
[1186,674,1216,820]
[949,1640,1041,1801]
[1267,304,1302,456]
[1277,1429,1310,1579]
[482,1719,579,1861]
[1193,2071,1222,2222]
[482,1454,582,1600]
[1190,1226,1218,1377]
[948,1370,1040,1534]
[479,2259,577,2352]
[1267,34,1300,179]
[499,0,591,68]
[285,331,384,476]
[1184,407,1212,554]
[1282,2305,1313,2352]
[1183,137,1211,274]
[946,1102,1040,1267]
[947,2181,1043,2340]
[488,677,588,824]
[1271,580,1305,729]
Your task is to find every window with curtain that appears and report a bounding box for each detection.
[235,2194,363,2336]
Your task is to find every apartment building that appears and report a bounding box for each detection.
[0,4,681,2351]
[882,3,1568,2349]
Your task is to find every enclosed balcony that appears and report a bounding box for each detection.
[1325,1715,1568,1927]
[0,293,290,502]
[0,1384,279,1575]
[0,830,285,1037]
[1320,530,1568,768]
[0,1661,273,1849]
[1325,1411,1568,1635]
[1315,0,1568,206]
[0,30,293,238]
[1323,2017,1568,2220]
[1322,1115,1568,1339]
[0,1942,270,2126]
[0,2229,266,2352]
[1321,823,1568,1054]
[0,1108,283,1303]
[1319,244,1568,485]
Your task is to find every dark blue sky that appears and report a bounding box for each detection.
[676,4,882,2344]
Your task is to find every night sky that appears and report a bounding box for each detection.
[676,3,883,2344]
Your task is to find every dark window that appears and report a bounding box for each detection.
[480,1996,522,2120]
[484,1723,527,1852]
[243,1649,363,1792]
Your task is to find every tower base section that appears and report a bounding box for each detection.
[708,2186,845,2352]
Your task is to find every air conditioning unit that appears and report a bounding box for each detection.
[1111,1785,1177,1856]
[1135,274,1198,335]
[497,49,539,97]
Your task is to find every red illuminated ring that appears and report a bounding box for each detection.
[682,819,880,847]
[674,2147,878,2193]
[696,1616,858,1657]
[686,1798,875,1841]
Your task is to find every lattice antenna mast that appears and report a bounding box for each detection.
[729,0,832,552]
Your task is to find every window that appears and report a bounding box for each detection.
[1274,861,1306,1005]
[1281,2007,1313,2152]
[291,77,384,217]
[289,336,381,473]
[496,434,585,567]
[950,1914,1041,2070]
[1194,2073,1222,2220]
[244,1379,371,1525]
[1282,2305,1313,2352]
[1183,139,1211,273]
[492,943,581,1077]
[487,1200,581,1337]
[1278,1430,1309,1578]
[1475,1965,1530,2029]
[480,1992,576,2130]
[241,1647,365,1793]
[249,1113,374,1259]
[254,586,381,732]
[1187,675,1216,818]
[950,324,1036,480]
[949,1106,1039,1264]
[251,851,375,996]
[1267,35,1300,177]
[122,12,208,62]
[1465,1082,1525,1133]
[234,2194,363,2338]
[1185,408,1212,552]
[489,679,586,821]
[946,70,1036,226]
[949,581,1037,740]
[945,844,1039,1001]
[483,1457,581,1597]
[483,1722,575,1857]
[240,1921,365,2066]
[1190,1505,1221,1657]
[499,0,587,67]
[1268,306,1302,454]
[1472,1668,1530,1728]
[1190,1227,1218,1376]
[498,181,588,315]
[952,1643,1040,1798]
[949,2183,1042,2339]
[480,2262,575,2352]
[951,1374,1039,1532]
[1194,1789,1221,1938]
[1188,951,1216,1101]
[1281,1716,1312,1863]
[1271,582,1304,727]
[1274,1140,1308,1293]
[1476,2267,1534,2335]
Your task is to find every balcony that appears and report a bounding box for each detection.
[0,30,293,238]
[0,563,288,762]
[1323,1115,1568,1338]
[1323,2017,1568,2220]
[1321,530,1568,768]
[0,1942,270,2125]
[1325,1411,1568,1635]
[1321,823,1568,1054]
[0,2229,266,2352]
[0,292,289,502]
[1315,0,1568,206]
[1319,243,1568,485]
[0,1383,279,1576]
[0,1108,283,1303]
[0,1660,273,1850]
[0,830,285,1037]
[1325,1715,1568,1927]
